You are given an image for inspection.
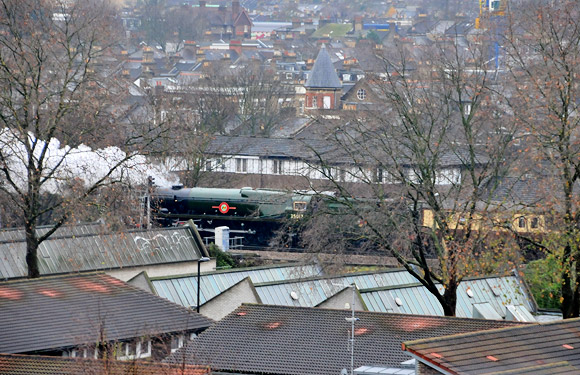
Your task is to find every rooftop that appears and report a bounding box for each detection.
[403,318,580,374]
[0,222,208,279]
[0,273,213,354]
[0,354,210,375]
[305,44,343,89]
[165,304,524,375]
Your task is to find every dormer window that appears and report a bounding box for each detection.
[357,89,367,101]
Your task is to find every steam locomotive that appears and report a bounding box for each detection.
[150,186,313,246]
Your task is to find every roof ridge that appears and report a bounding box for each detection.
[150,262,315,280]
[235,303,529,324]
[402,318,554,348]
[0,271,105,285]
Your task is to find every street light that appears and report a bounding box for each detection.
[197,257,210,313]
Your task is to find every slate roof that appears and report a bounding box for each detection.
[165,304,524,375]
[0,354,210,375]
[305,44,342,89]
[205,135,333,159]
[206,131,487,169]
[0,223,208,279]
[484,176,544,206]
[403,318,580,375]
[0,273,213,354]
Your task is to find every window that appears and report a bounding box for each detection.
[375,168,384,183]
[357,89,367,101]
[531,217,539,229]
[293,201,308,211]
[435,168,461,185]
[463,103,471,116]
[126,342,137,358]
[323,96,331,109]
[171,335,185,353]
[312,96,317,108]
[117,340,151,360]
[273,160,283,174]
[286,72,293,80]
[518,216,526,229]
[205,160,212,172]
[66,348,97,359]
[236,158,248,173]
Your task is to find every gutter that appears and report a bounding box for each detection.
[401,343,458,375]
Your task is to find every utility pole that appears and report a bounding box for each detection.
[344,284,359,375]
[146,176,154,230]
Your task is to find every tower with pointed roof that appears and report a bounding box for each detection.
[304,45,342,110]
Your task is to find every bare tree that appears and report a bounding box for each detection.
[0,0,166,277]
[231,64,296,136]
[303,39,520,316]
[154,69,238,187]
[504,0,580,318]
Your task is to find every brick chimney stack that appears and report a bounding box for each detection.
[232,0,240,16]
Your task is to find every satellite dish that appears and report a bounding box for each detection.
[345,302,351,309]
[341,369,348,375]
[395,297,403,307]
[290,291,299,300]
[466,287,474,298]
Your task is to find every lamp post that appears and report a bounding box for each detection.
[197,257,210,313]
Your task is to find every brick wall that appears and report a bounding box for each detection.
[417,362,445,375]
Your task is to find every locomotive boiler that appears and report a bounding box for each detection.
[150,186,313,246]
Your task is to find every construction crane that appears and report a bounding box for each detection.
[475,0,507,70]
[476,0,506,29]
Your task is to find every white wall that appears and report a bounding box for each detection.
[204,156,460,186]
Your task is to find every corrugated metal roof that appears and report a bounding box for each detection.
[151,263,323,307]
[473,302,503,320]
[506,304,536,322]
[254,269,419,308]
[360,276,535,318]
[256,278,347,307]
[0,223,207,279]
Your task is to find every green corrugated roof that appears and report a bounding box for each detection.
[151,263,324,307]
[360,275,535,319]
[0,223,207,279]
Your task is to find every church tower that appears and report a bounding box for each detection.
[304,45,342,110]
